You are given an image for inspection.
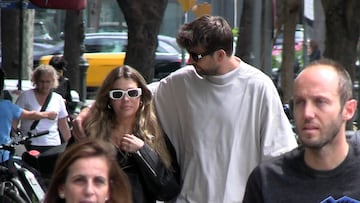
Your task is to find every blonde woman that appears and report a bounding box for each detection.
[15,64,71,152]
[75,65,180,203]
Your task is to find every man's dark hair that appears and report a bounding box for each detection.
[176,15,234,57]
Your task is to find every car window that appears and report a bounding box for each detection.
[158,36,181,53]
[84,38,115,53]
[157,41,179,53]
[113,39,127,52]
[83,34,180,54]
[84,37,127,53]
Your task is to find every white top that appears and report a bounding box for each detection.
[16,89,68,146]
[150,61,298,203]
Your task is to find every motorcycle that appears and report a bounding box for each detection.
[0,129,49,203]
[21,142,67,189]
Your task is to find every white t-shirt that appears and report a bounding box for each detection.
[150,60,298,203]
[16,89,68,146]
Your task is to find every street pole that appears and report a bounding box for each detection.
[251,0,261,68]
[263,0,273,77]
[234,0,237,28]
[181,12,188,66]
[18,0,24,90]
[78,21,89,102]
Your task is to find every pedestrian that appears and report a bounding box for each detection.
[49,55,73,113]
[44,138,132,203]
[73,65,180,203]
[243,58,360,203]
[0,69,57,163]
[308,39,321,62]
[148,15,297,202]
[14,64,71,152]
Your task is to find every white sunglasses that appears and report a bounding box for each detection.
[109,88,142,100]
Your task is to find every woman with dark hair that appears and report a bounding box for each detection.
[49,55,73,113]
[44,138,132,203]
[73,65,180,203]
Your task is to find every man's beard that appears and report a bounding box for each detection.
[300,114,343,149]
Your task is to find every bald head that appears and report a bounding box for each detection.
[292,59,357,152]
[295,59,353,106]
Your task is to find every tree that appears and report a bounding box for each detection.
[87,0,101,32]
[277,0,301,104]
[1,8,34,82]
[236,0,254,64]
[116,0,168,83]
[321,0,360,129]
[237,0,296,103]
[321,0,360,81]
[63,10,84,97]
[236,0,273,76]
[1,10,21,78]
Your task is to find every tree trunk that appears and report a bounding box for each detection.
[321,0,360,81]
[116,0,168,83]
[23,10,35,78]
[236,0,254,64]
[63,11,83,97]
[321,0,360,130]
[1,6,34,84]
[2,9,20,79]
[236,0,273,76]
[279,0,300,104]
[87,0,101,32]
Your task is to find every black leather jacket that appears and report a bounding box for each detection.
[118,137,180,203]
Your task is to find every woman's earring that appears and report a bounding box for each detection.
[107,104,112,109]
[59,193,65,199]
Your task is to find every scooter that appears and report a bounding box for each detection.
[0,129,49,203]
[21,142,66,189]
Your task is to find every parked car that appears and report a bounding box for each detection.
[38,32,184,89]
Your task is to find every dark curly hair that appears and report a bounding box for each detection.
[49,55,68,71]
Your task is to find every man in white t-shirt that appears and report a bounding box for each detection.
[149,15,297,203]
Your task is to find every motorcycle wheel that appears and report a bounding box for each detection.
[0,187,27,203]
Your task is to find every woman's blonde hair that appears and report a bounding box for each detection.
[84,65,172,167]
[31,64,59,88]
